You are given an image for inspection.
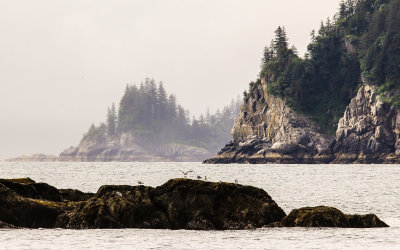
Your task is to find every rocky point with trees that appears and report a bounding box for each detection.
[58,78,242,162]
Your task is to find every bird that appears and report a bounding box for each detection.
[235,179,239,184]
[179,170,193,178]
[197,176,202,180]
[137,181,144,185]
[204,176,207,181]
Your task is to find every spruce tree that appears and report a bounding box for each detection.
[273,26,288,57]
[157,82,168,122]
[106,103,117,137]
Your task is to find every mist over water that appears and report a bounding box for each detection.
[0,0,340,160]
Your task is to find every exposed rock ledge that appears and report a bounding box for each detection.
[0,178,388,229]
[5,142,212,162]
[204,80,400,164]
[4,154,59,162]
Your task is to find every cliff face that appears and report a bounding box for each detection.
[205,78,334,164]
[204,80,400,164]
[333,84,400,163]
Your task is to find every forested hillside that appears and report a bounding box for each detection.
[205,0,400,164]
[250,0,400,134]
[83,78,241,154]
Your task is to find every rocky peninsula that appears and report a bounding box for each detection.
[204,82,400,164]
[205,1,400,164]
[0,178,388,229]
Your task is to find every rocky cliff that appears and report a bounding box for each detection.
[332,84,400,163]
[204,80,400,164]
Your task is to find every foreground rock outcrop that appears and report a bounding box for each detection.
[278,206,388,228]
[56,179,286,230]
[0,178,388,229]
[204,80,400,164]
[0,179,63,228]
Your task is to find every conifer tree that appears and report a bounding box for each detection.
[273,26,288,57]
[157,82,168,122]
[106,103,117,137]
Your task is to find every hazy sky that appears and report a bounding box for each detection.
[0,0,340,160]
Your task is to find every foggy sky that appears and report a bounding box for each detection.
[0,0,340,160]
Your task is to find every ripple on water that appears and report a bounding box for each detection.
[0,162,399,249]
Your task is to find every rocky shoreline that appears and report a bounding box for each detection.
[5,142,213,163]
[0,178,388,229]
[204,82,400,164]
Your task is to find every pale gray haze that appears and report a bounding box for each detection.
[0,0,340,160]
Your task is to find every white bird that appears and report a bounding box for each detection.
[179,170,193,178]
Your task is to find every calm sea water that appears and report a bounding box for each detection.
[0,162,399,250]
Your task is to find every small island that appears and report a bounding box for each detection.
[6,79,241,163]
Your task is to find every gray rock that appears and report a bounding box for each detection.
[333,84,400,163]
[204,80,400,164]
[204,78,333,164]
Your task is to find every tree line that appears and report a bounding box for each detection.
[82,78,241,153]
[251,0,399,134]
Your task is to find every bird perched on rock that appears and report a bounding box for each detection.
[137,181,144,185]
[235,179,239,184]
[197,176,202,180]
[179,170,193,178]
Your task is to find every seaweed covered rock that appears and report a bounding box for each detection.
[0,182,64,228]
[280,206,351,227]
[57,179,286,230]
[56,185,169,229]
[346,214,389,228]
[279,206,388,228]
[0,221,19,229]
[0,178,61,202]
[58,189,94,202]
[151,179,286,230]
[0,178,389,230]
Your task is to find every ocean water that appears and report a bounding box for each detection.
[0,162,399,250]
